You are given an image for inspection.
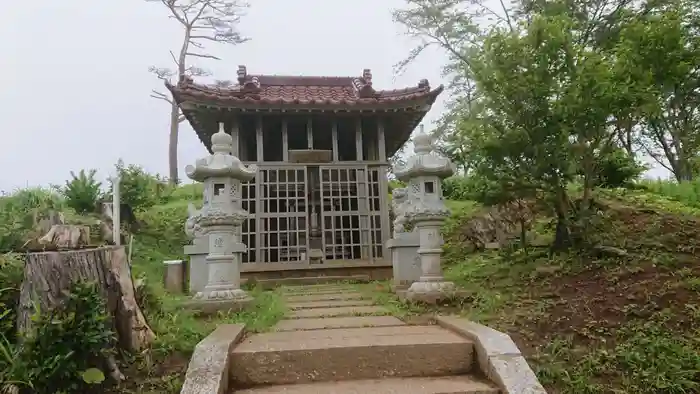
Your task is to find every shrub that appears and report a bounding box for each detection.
[0,188,66,253]
[441,176,478,201]
[592,148,646,188]
[10,282,114,394]
[0,254,24,344]
[110,161,172,212]
[61,169,103,214]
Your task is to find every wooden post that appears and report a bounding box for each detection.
[331,119,339,161]
[282,118,289,162]
[306,117,314,149]
[230,118,240,156]
[256,116,263,162]
[110,174,121,246]
[355,118,364,161]
[377,118,387,162]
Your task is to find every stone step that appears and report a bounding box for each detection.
[288,305,389,319]
[233,375,499,393]
[282,289,358,297]
[287,299,375,310]
[283,282,359,289]
[270,276,367,288]
[282,285,358,294]
[284,293,367,303]
[229,326,474,387]
[273,316,406,332]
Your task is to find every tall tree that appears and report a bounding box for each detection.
[614,0,700,181]
[147,0,249,185]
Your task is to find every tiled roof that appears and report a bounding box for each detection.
[167,66,443,108]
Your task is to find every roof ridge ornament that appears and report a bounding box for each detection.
[353,68,376,98]
[237,65,247,85]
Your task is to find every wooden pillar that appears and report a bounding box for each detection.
[282,118,289,162]
[355,118,363,161]
[306,117,314,149]
[331,119,339,161]
[230,117,240,157]
[255,116,263,162]
[377,118,386,162]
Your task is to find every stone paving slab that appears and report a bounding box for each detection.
[234,375,499,393]
[287,305,388,319]
[287,299,375,310]
[229,326,475,387]
[273,316,406,332]
[281,287,358,295]
[282,290,360,297]
[282,283,358,290]
[233,326,472,352]
[283,292,367,303]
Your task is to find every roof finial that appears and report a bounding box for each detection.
[211,122,233,154]
[237,65,247,85]
[362,69,372,85]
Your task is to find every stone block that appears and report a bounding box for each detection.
[229,325,474,387]
[435,316,547,394]
[185,242,208,294]
[163,260,185,293]
[387,232,421,289]
[179,324,245,394]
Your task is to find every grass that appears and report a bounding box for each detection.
[110,285,287,394]
[5,178,700,393]
[369,187,700,394]
[106,182,287,394]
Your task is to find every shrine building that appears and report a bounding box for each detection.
[167,66,443,279]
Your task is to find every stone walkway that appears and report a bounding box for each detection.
[229,283,499,393]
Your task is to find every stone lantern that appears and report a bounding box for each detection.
[184,123,257,311]
[393,130,456,303]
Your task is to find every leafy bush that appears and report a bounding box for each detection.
[591,149,647,188]
[6,282,114,394]
[441,176,478,201]
[61,169,103,214]
[110,161,172,212]
[0,188,66,253]
[0,254,24,344]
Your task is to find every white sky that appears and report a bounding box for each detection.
[0,0,667,193]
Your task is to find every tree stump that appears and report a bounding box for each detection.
[17,246,156,379]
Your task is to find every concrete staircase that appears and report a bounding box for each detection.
[229,284,499,393]
[179,283,547,394]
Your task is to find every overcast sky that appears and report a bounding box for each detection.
[0,0,666,193]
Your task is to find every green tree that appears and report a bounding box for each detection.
[614,0,700,181]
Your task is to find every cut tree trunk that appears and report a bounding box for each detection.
[38,224,90,248]
[17,246,156,379]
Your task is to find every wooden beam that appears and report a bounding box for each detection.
[331,119,339,161]
[282,118,289,162]
[256,116,263,162]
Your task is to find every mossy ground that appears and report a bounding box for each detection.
[368,188,700,394]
